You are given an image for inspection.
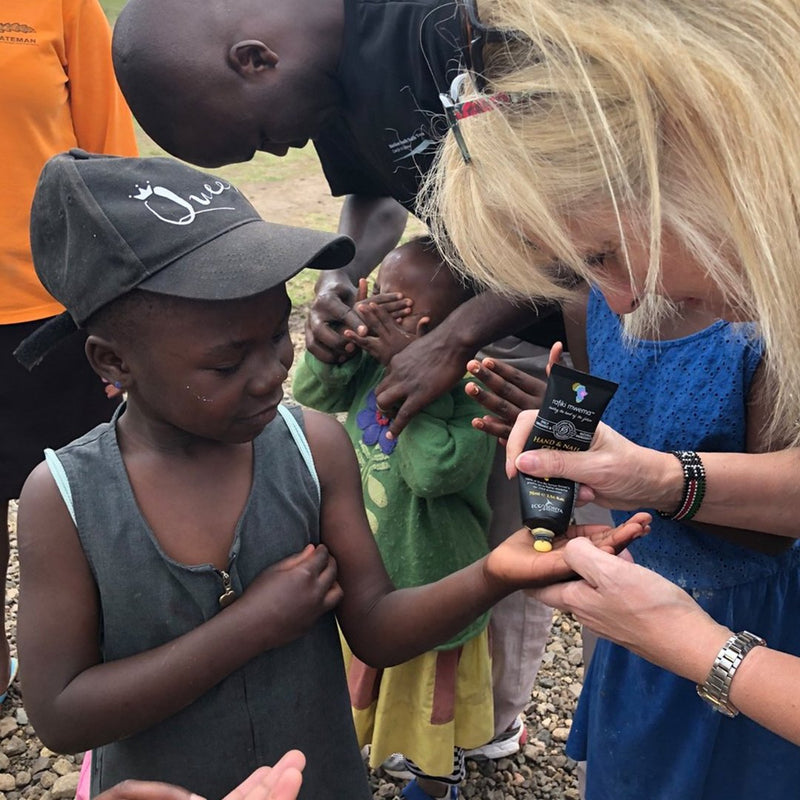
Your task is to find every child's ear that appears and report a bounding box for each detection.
[415,316,432,337]
[228,40,279,75]
[85,335,130,390]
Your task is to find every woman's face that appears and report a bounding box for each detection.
[567,213,739,320]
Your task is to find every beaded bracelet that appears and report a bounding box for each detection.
[657,450,706,521]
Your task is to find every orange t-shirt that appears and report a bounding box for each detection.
[0,0,138,324]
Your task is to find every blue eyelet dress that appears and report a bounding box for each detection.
[569,289,800,799]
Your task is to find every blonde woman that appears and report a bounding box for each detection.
[422,0,800,795]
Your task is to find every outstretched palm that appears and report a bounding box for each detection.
[485,512,651,590]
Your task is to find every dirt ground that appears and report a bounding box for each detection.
[240,170,344,229]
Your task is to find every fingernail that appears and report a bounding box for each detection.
[386,431,394,440]
[483,358,495,369]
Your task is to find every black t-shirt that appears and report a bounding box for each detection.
[313,0,565,342]
[313,0,463,211]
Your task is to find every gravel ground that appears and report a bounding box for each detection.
[1,517,586,800]
[1,318,587,799]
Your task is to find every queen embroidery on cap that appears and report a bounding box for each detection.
[130,179,238,225]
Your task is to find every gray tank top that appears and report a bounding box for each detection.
[49,404,370,800]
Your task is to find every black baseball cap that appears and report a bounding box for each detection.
[15,149,355,368]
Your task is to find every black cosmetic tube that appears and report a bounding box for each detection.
[517,363,618,551]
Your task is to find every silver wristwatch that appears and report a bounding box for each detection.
[696,630,766,717]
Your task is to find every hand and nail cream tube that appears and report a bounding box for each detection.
[518,363,618,552]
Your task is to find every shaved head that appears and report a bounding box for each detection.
[113,0,344,166]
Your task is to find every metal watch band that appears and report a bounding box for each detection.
[696,630,766,717]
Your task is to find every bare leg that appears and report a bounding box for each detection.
[1,500,10,690]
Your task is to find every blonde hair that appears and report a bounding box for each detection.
[421,0,800,444]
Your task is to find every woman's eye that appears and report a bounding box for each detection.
[586,252,609,267]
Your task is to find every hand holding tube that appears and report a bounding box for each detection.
[506,411,683,512]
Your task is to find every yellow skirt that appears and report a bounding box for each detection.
[342,630,494,778]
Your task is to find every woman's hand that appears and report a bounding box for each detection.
[530,538,730,682]
[505,411,682,511]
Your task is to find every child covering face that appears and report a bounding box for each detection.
[293,239,493,799]
[14,152,648,800]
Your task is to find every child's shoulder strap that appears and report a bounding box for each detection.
[277,404,321,503]
[46,411,320,523]
[44,448,77,526]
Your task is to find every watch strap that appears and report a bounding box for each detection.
[696,630,766,717]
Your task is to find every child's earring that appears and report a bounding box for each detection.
[103,378,124,399]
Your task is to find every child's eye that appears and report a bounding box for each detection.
[272,326,290,344]
[212,361,242,375]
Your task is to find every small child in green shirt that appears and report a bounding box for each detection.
[293,237,494,800]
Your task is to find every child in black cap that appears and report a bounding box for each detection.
[14,151,649,800]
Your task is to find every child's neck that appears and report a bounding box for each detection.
[116,406,256,571]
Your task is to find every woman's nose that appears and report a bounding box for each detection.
[601,284,640,315]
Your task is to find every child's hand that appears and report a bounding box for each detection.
[483,512,652,591]
[352,277,413,322]
[465,357,548,444]
[242,545,343,649]
[93,751,306,800]
[344,300,428,366]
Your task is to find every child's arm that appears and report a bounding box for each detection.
[291,348,369,413]
[391,387,495,498]
[295,280,412,414]
[303,408,649,667]
[561,285,590,372]
[17,465,342,753]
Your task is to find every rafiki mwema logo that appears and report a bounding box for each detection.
[572,382,588,403]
